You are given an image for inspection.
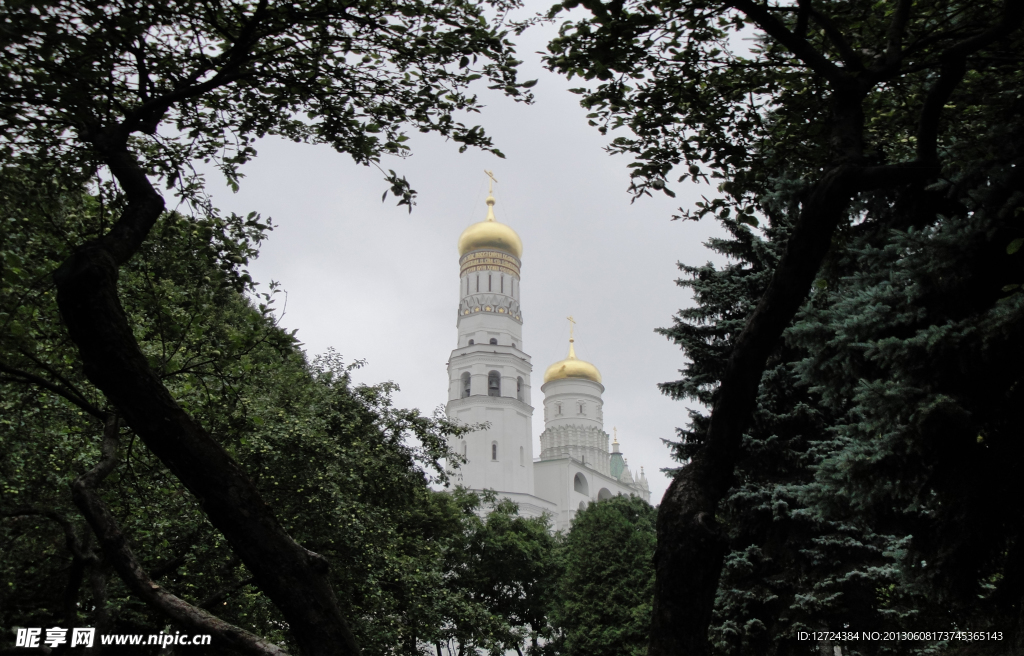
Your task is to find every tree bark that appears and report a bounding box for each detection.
[54,135,359,655]
[647,165,860,655]
[71,413,290,656]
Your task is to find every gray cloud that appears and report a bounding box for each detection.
[197,7,726,506]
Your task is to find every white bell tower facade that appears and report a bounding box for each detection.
[445,179,554,518]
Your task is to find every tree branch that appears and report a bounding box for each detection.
[54,136,358,655]
[70,413,289,656]
[648,154,940,655]
[882,0,914,71]
[0,360,105,419]
[199,577,256,610]
[0,507,99,628]
[728,0,847,85]
[916,0,1024,162]
[803,0,863,71]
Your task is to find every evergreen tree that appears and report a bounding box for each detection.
[543,0,1023,650]
[656,70,1024,656]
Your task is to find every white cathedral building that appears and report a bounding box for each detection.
[444,185,650,532]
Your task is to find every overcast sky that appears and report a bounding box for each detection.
[195,5,727,505]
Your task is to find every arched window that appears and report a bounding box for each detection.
[487,370,501,397]
[579,501,587,511]
[519,446,524,466]
[598,488,613,501]
[461,441,468,458]
[512,342,516,349]
[578,401,585,415]
[488,274,492,291]
[476,275,479,292]
[461,372,471,398]
[489,338,498,345]
[501,276,504,293]
[516,376,524,401]
[491,442,498,461]
[573,473,589,496]
[556,402,562,416]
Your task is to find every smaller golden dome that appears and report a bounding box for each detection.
[457,194,523,259]
[543,339,602,383]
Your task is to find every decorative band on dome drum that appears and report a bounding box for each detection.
[460,250,521,277]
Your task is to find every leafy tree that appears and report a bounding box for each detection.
[0,0,532,652]
[543,0,1024,652]
[453,493,559,656]
[550,495,656,656]
[0,167,502,654]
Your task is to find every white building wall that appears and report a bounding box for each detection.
[534,457,650,532]
[446,248,538,504]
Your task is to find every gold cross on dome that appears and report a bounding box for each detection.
[484,170,498,193]
[567,315,576,340]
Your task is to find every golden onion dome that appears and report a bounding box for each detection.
[543,339,602,384]
[457,194,523,259]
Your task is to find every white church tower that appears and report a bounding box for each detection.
[445,174,649,530]
[533,323,651,530]
[444,174,555,518]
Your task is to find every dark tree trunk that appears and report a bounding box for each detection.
[647,165,860,655]
[645,1,1021,650]
[88,562,111,656]
[54,135,359,656]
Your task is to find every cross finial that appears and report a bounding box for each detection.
[567,315,576,341]
[613,426,618,443]
[483,170,498,220]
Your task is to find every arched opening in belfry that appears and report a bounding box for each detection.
[598,488,613,501]
[516,376,524,401]
[461,372,471,398]
[487,370,501,397]
[573,473,589,496]
[491,442,498,461]
[489,338,498,345]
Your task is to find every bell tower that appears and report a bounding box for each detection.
[445,173,536,503]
